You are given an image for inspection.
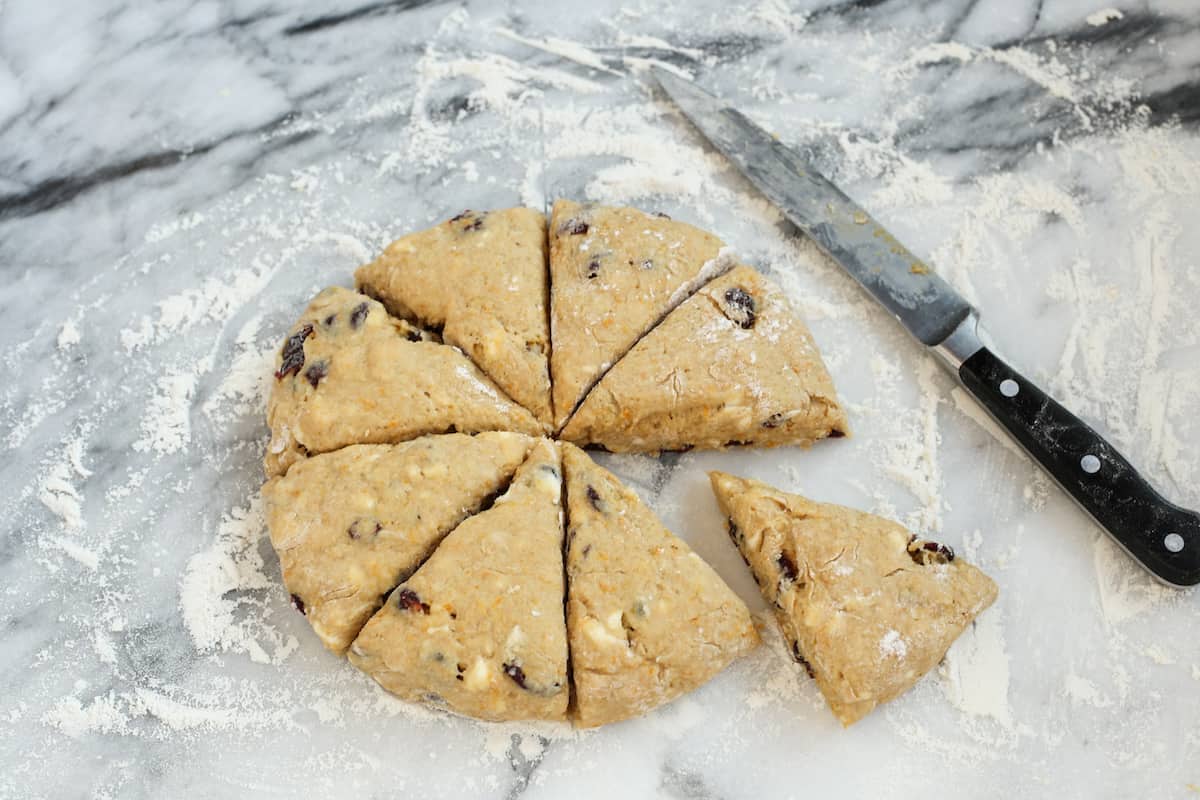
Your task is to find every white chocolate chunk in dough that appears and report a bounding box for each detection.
[709,471,998,726]
[262,432,533,654]
[348,440,569,722]
[561,264,849,453]
[356,208,553,426]
[562,444,758,728]
[548,200,727,428]
[264,287,542,477]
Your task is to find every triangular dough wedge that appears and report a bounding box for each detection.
[562,444,758,727]
[355,208,552,426]
[561,265,848,453]
[348,440,569,721]
[263,432,533,654]
[708,472,998,726]
[549,200,729,428]
[264,287,542,477]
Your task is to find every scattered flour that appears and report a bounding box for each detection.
[1085,8,1124,26]
[38,460,85,532]
[46,536,100,570]
[178,494,289,664]
[939,612,1013,729]
[497,28,624,76]
[986,46,1081,105]
[65,437,92,478]
[1140,644,1174,665]
[909,41,974,65]
[1092,534,1178,625]
[201,316,274,425]
[949,387,1025,460]
[44,694,131,739]
[9,5,1198,790]
[93,630,118,665]
[43,684,300,739]
[741,612,823,713]
[748,0,809,35]
[1064,673,1112,707]
[876,358,947,533]
[56,319,81,350]
[143,211,207,244]
[119,264,275,354]
[594,451,662,488]
[133,371,197,456]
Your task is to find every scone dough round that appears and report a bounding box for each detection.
[262,203,864,727]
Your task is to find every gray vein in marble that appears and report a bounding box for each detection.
[0,111,312,220]
[659,761,725,800]
[504,733,550,799]
[284,0,452,36]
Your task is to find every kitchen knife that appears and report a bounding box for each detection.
[652,66,1200,587]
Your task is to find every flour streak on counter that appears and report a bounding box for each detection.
[2,1,1199,797]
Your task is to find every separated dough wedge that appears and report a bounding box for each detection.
[355,208,552,426]
[549,200,729,428]
[263,432,533,654]
[264,287,542,477]
[709,472,998,726]
[561,265,848,452]
[348,439,569,722]
[562,445,758,727]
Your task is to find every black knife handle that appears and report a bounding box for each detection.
[958,346,1200,587]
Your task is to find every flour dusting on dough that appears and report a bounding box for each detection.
[879,629,908,659]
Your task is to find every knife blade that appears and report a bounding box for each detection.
[652,66,1200,587]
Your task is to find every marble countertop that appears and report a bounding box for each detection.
[3,1,1199,797]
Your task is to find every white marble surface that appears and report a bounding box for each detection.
[3,1,1199,797]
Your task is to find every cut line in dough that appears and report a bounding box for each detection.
[264,287,542,477]
[355,208,553,428]
[263,432,533,653]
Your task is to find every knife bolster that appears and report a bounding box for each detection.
[930,309,984,372]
